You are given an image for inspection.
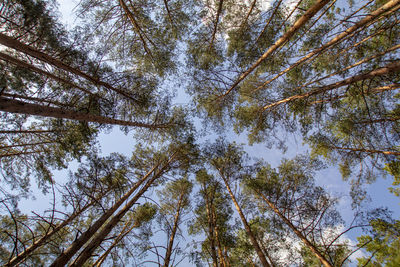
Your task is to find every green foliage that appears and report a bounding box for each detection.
[357,220,400,266]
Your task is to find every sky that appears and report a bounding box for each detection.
[12,0,400,266]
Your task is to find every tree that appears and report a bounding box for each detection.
[156,177,193,267]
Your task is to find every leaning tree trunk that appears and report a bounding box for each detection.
[220,0,330,98]
[49,161,162,267]
[217,169,271,267]
[0,97,172,130]
[68,153,178,267]
[163,192,185,267]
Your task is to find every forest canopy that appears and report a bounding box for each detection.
[0,0,399,266]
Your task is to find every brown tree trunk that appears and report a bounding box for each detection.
[330,145,400,156]
[119,0,154,59]
[254,0,400,92]
[256,190,333,267]
[0,130,56,134]
[49,161,163,267]
[220,0,330,98]
[240,0,257,29]
[5,199,97,267]
[213,209,226,267]
[163,0,174,26]
[0,97,172,129]
[262,61,400,111]
[209,0,224,49]
[0,141,54,150]
[69,153,177,267]
[255,0,283,44]
[217,169,271,267]
[0,33,139,103]
[203,184,218,267]
[0,151,42,158]
[163,192,185,267]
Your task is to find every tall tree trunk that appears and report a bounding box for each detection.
[213,209,226,267]
[217,169,271,267]
[255,0,284,44]
[256,190,333,267]
[69,153,178,267]
[0,97,172,129]
[203,184,218,267]
[0,151,42,158]
[5,198,98,267]
[0,130,56,134]
[209,0,224,49]
[254,0,400,92]
[0,51,95,97]
[0,33,139,103]
[220,0,330,98]
[240,0,257,29]
[2,93,73,108]
[49,161,163,267]
[163,0,174,26]
[330,145,400,156]
[118,0,154,59]
[163,192,184,267]
[0,141,54,150]
[262,61,400,111]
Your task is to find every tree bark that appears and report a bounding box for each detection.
[262,61,400,111]
[220,0,330,98]
[217,169,271,267]
[49,161,162,267]
[256,190,333,267]
[0,130,56,134]
[69,153,178,267]
[203,184,218,267]
[0,33,139,103]
[163,192,185,267]
[254,0,400,92]
[118,0,154,59]
[0,97,172,129]
[209,0,224,49]
[330,145,400,156]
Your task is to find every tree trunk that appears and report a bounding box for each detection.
[2,93,76,109]
[69,153,177,267]
[262,61,400,111]
[220,0,330,98]
[5,199,97,267]
[49,161,163,267]
[217,169,271,267]
[0,97,172,129]
[0,33,139,103]
[213,209,226,267]
[240,0,257,29]
[254,0,400,92]
[0,130,56,134]
[163,192,185,267]
[118,0,154,59]
[0,51,95,96]
[209,0,224,49]
[0,141,54,150]
[330,145,400,156]
[0,150,43,158]
[255,0,283,44]
[256,190,333,267]
[203,184,218,267]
